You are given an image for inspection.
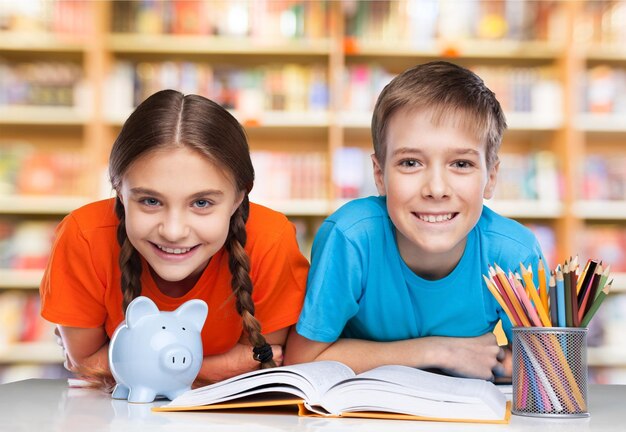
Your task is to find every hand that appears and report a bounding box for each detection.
[436,333,508,381]
[496,345,512,378]
[270,344,284,366]
[195,343,284,385]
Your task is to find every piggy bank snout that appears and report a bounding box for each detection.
[160,345,194,372]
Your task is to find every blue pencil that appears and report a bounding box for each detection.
[555,266,567,327]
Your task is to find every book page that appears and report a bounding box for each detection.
[320,365,506,420]
[165,361,355,408]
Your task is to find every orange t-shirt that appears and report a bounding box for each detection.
[40,198,309,356]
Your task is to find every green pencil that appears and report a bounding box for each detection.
[580,281,612,328]
[596,265,611,300]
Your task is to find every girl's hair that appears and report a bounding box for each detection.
[371,61,507,169]
[109,89,275,369]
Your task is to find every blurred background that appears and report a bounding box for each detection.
[0,0,625,384]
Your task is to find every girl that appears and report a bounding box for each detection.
[40,89,309,386]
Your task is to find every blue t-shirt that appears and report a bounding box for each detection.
[296,196,546,344]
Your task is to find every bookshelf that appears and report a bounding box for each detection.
[1,0,625,383]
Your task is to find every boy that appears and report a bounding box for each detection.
[284,61,546,380]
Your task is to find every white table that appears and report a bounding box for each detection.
[0,379,623,431]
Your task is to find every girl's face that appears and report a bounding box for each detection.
[118,146,243,290]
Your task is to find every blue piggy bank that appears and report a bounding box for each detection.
[109,296,208,403]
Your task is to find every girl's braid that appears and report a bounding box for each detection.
[226,197,275,369]
[114,198,143,312]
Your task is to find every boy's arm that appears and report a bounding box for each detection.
[285,327,508,380]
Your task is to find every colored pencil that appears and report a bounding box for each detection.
[563,261,573,327]
[580,281,611,328]
[578,265,601,323]
[487,268,523,327]
[538,258,549,315]
[597,265,611,300]
[576,258,590,295]
[483,275,518,327]
[495,265,531,327]
[577,260,598,304]
[511,272,542,327]
[519,337,564,412]
[555,266,566,327]
[548,273,558,326]
[568,262,581,327]
[519,264,551,327]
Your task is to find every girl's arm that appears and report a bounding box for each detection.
[56,325,111,376]
[284,327,509,380]
[59,324,289,385]
[195,327,289,384]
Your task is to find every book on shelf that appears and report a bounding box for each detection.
[153,360,510,424]
[107,61,329,115]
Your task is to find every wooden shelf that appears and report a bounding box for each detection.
[588,346,626,368]
[0,106,89,126]
[107,34,332,56]
[505,112,564,131]
[346,39,564,60]
[572,201,626,220]
[585,44,626,62]
[340,111,563,131]
[0,269,44,289]
[106,110,331,129]
[577,114,626,132]
[256,199,332,216]
[0,342,63,364]
[485,200,564,219]
[0,196,89,215]
[0,32,87,53]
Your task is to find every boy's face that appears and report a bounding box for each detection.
[372,108,498,278]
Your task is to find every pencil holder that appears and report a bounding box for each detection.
[511,327,589,418]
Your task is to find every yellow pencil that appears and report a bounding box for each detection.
[483,275,519,327]
[519,263,552,327]
[538,259,549,316]
[576,259,590,295]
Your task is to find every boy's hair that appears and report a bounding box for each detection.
[108,89,275,369]
[371,61,507,169]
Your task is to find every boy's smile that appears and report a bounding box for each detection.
[373,108,499,280]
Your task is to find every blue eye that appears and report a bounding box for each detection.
[141,198,160,206]
[454,160,474,169]
[193,199,213,209]
[399,159,420,168]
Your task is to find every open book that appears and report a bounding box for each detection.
[153,361,510,423]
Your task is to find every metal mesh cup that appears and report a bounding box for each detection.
[512,327,589,418]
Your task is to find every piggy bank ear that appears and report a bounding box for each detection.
[126,296,160,329]
[174,299,208,331]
